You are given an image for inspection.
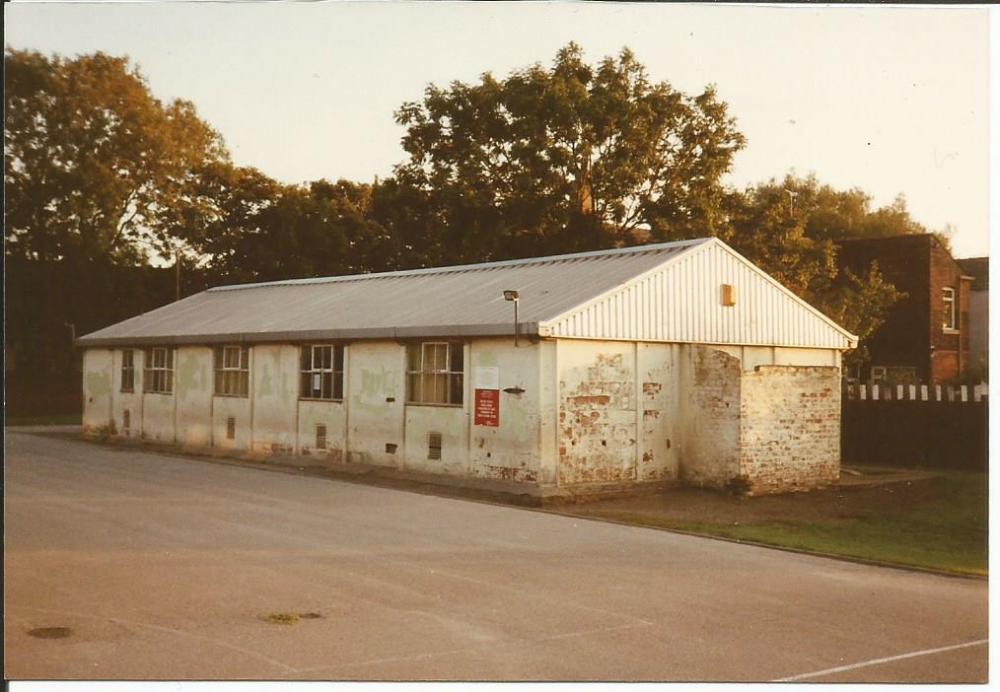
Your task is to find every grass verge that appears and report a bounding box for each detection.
[559,472,987,576]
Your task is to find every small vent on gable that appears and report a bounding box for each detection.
[316,424,327,450]
[428,432,443,460]
[226,417,236,440]
[721,283,736,307]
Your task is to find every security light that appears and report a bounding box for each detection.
[503,290,520,346]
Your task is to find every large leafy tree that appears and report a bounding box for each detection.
[4,49,228,264]
[389,42,746,264]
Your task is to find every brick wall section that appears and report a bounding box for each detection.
[558,349,637,485]
[739,365,841,494]
[679,345,741,488]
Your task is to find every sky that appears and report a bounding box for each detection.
[4,2,992,257]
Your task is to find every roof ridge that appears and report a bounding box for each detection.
[207,238,713,292]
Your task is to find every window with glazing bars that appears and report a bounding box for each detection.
[300,345,344,400]
[406,342,464,406]
[214,345,249,397]
[143,347,174,394]
[121,349,135,392]
[942,287,957,330]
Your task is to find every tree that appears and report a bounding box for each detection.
[4,49,228,264]
[390,43,746,264]
[181,166,395,284]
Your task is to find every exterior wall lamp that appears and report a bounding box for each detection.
[503,290,520,347]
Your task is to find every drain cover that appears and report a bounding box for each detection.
[28,627,72,639]
[299,612,323,619]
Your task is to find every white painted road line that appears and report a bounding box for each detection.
[774,639,989,682]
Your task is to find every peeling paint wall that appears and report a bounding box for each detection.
[82,349,113,436]
[467,338,542,485]
[679,345,742,488]
[557,340,637,485]
[346,341,404,467]
[637,343,681,482]
[175,347,212,449]
[83,337,843,496]
[251,345,298,455]
[740,365,841,493]
[537,340,558,486]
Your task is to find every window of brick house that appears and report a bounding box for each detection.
[942,287,957,331]
[214,345,249,397]
[300,345,344,400]
[406,342,464,406]
[143,347,174,394]
[121,349,135,393]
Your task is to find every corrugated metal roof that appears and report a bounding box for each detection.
[77,239,710,347]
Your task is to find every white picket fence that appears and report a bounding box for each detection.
[844,382,989,402]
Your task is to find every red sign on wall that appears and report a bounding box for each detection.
[474,388,500,427]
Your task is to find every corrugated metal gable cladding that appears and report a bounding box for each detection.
[545,240,856,349]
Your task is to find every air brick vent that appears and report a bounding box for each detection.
[428,432,443,460]
[316,424,327,450]
[226,416,236,440]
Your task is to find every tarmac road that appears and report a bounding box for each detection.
[4,429,988,681]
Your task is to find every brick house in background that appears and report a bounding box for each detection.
[836,234,972,385]
[956,256,988,381]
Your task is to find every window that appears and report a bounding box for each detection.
[406,342,464,406]
[942,287,957,331]
[214,345,249,397]
[121,349,135,393]
[143,347,174,394]
[300,345,344,400]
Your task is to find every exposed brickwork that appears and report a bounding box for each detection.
[559,351,637,484]
[739,365,841,494]
[680,346,741,488]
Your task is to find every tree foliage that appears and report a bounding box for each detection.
[390,43,746,264]
[179,166,395,284]
[4,49,228,263]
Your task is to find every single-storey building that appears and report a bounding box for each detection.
[78,238,857,496]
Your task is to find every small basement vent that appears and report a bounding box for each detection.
[226,416,236,440]
[123,409,130,432]
[316,424,327,450]
[427,432,443,460]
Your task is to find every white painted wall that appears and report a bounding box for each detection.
[175,347,213,449]
[83,336,843,494]
[82,349,113,435]
[251,344,298,455]
[466,338,543,484]
[346,341,405,467]
[298,400,347,463]
[110,348,143,440]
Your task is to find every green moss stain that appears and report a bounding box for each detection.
[475,351,499,367]
[85,368,111,398]
[258,361,273,397]
[176,353,205,397]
